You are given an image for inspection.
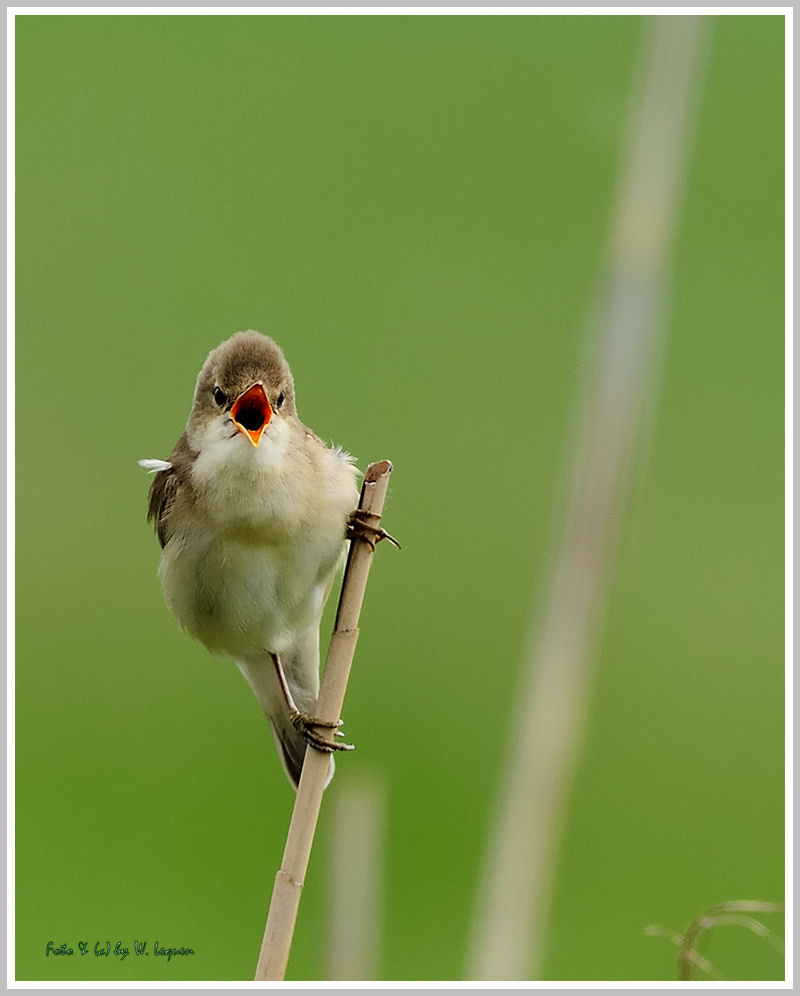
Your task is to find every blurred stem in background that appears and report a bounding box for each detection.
[468,16,710,981]
[326,775,386,980]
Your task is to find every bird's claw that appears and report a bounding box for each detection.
[347,509,401,552]
[289,709,355,753]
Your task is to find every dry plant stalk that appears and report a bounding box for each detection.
[254,459,395,982]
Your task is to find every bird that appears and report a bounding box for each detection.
[140,329,366,789]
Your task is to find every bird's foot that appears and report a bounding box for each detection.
[347,509,401,552]
[289,709,355,753]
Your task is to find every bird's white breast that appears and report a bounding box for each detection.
[159,420,359,659]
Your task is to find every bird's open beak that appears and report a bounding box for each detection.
[231,382,273,447]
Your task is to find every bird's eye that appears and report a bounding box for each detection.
[213,386,227,407]
[276,391,285,410]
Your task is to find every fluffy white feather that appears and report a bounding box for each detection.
[138,458,172,473]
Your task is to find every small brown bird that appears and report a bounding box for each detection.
[140,330,362,788]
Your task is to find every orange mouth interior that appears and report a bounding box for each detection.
[231,383,272,447]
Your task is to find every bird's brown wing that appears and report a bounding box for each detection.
[146,432,195,549]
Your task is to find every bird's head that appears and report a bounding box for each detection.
[186,330,297,458]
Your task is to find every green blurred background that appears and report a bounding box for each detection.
[14,12,784,983]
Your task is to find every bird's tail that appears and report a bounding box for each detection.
[236,654,334,790]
